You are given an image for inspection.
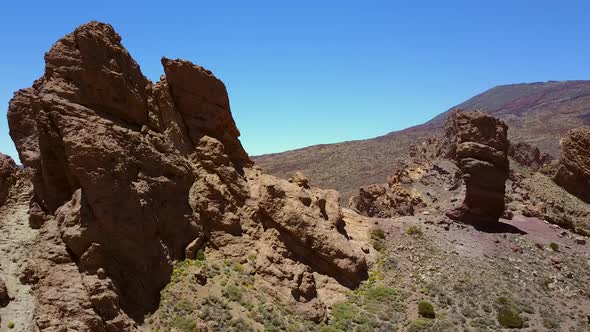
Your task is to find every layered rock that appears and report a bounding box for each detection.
[549,126,590,203]
[509,142,553,170]
[437,110,510,223]
[7,21,367,331]
[0,154,18,207]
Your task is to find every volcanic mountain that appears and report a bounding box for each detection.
[254,81,590,200]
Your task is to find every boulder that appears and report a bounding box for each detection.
[0,153,18,207]
[7,21,367,330]
[0,278,9,307]
[437,110,510,223]
[551,126,590,203]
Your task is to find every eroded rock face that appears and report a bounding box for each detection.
[7,21,367,331]
[437,110,510,223]
[550,127,590,203]
[0,279,9,307]
[289,171,311,189]
[348,182,424,218]
[0,154,18,207]
[509,142,553,170]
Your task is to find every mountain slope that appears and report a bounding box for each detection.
[253,80,590,200]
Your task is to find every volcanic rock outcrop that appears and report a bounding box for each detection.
[549,126,590,203]
[7,21,367,331]
[509,141,553,171]
[437,110,510,223]
[349,178,425,218]
[0,154,18,207]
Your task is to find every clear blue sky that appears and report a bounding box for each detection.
[2,1,590,162]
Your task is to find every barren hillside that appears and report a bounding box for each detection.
[254,81,590,200]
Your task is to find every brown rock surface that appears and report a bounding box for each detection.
[509,141,553,170]
[438,110,510,223]
[550,126,590,203]
[0,154,18,207]
[0,279,9,307]
[7,21,367,330]
[289,171,311,189]
[348,182,424,218]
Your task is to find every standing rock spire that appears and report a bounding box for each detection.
[437,110,510,224]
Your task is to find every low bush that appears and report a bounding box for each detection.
[406,226,423,236]
[370,227,386,240]
[497,307,524,328]
[222,284,243,302]
[417,301,435,319]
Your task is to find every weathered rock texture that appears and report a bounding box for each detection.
[509,142,553,171]
[348,180,424,218]
[549,127,590,203]
[7,21,367,331]
[0,154,18,207]
[0,279,9,307]
[437,110,510,223]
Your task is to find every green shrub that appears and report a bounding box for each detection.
[7,322,15,329]
[363,286,397,303]
[195,249,206,261]
[407,318,431,331]
[370,227,386,240]
[496,296,510,306]
[417,301,435,318]
[222,284,243,302]
[576,227,590,237]
[406,226,423,236]
[171,316,196,332]
[372,239,385,252]
[549,242,559,251]
[497,307,524,328]
[233,263,245,273]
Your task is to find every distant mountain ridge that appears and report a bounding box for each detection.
[254,80,590,200]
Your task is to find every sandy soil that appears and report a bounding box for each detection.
[0,184,38,332]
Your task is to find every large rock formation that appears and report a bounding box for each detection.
[7,21,367,331]
[509,141,553,171]
[348,179,425,218]
[549,126,590,203]
[0,154,18,207]
[437,110,510,223]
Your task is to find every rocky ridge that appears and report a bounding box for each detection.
[6,21,368,331]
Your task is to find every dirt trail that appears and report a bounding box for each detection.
[0,184,38,332]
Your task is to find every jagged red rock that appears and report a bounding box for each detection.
[8,21,367,330]
[437,110,510,223]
